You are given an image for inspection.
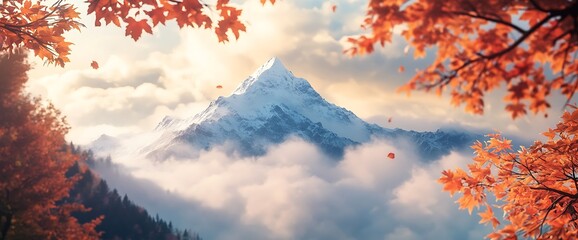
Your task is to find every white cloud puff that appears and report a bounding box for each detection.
[92,138,492,240]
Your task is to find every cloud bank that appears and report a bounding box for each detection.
[93,137,492,240]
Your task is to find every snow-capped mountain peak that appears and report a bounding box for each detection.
[101,57,480,160]
[250,57,290,78]
[232,57,308,96]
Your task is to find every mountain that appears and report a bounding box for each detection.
[95,57,480,160]
[90,134,120,153]
[147,57,481,159]
[64,145,201,240]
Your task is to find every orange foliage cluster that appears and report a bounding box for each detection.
[0,51,100,239]
[0,0,82,66]
[439,106,578,239]
[87,0,253,42]
[0,0,276,66]
[350,0,578,118]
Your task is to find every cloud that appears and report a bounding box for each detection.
[92,137,492,240]
[25,0,562,145]
[15,0,567,238]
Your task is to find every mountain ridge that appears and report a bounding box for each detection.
[92,57,481,160]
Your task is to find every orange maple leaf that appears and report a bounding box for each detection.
[125,18,153,41]
[90,60,99,69]
[215,8,246,42]
[479,206,500,228]
[387,152,395,159]
[439,170,463,196]
[505,103,527,119]
[216,85,223,89]
[145,8,167,27]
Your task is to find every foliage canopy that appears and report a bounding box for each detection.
[350,0,578,118]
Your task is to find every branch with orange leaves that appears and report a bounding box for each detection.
[0,0,82,66]
[439,106,578,239]
[0,0,276,67]
[349,0,578,118]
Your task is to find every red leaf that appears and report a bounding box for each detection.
[216,85,223,89]
[90,61,99,69]
[125,18,153,41]
[331,5,337,12]
[387,152,395,159]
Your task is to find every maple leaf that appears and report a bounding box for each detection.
[145,8,167,27]
[90,60,99,69]
[331,5,337,13]
[543,128,556,139]
[125,18,153,41]
[216,85,223,89]
[487,137,512,151]
[439,170,462,196]
[387,152,395,159]
[505,103,527,119]
[478,206,500,228]
[34,47,53,60]
[398,65,405,73]
[216,8,246,42]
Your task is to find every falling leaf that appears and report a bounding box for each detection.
[90,61,99,69]
[216,85,223,89]
[387,152,395,159]
[388,117,392,123]
[398,65,405,73]
[331,5,337,12]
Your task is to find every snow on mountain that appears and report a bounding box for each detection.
[89,134,120,154]
[92,57,480,160]
[157,57,375,141]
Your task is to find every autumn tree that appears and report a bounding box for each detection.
[0,50,100,240]
[0,0,275,67]
[348,1,578,238]
[439,107,578,239]
[350,0,578,118]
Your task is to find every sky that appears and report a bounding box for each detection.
[25,0,566,145]
[20,0,574,239]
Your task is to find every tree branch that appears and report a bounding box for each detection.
[530,186,576,199]
[450,10,526,34]
[528,0,547,12]
[478,14,555,59]
[537,195,566,239]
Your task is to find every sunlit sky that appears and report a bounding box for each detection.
[18,1,578,239]
[26,0,563,144]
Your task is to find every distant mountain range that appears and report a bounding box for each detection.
[91,57,482,161]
